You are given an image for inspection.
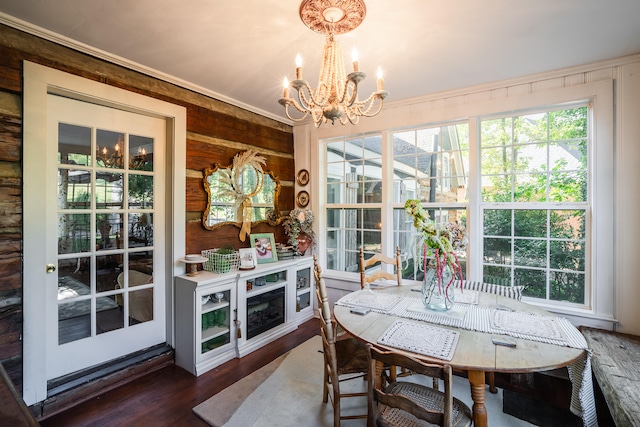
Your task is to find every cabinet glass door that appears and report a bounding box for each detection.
[200,289,231,354]
[296,266,311,312]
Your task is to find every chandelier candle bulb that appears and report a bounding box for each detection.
[282,77,290,98]
[295,53,303,79]
[352,47,359,72]
[377,66,384,91]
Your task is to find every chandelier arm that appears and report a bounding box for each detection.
[279,97,310,122]
[339,80,359,108]
[341,71,365,107]
[352,95,385,117]
[293,80,332,111]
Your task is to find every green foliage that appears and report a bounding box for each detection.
[481,107,588,304]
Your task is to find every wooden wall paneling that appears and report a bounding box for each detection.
[187,106,292,152]
[0,114,21,161]
[185,175,207,213]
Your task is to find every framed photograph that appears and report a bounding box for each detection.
[238,247,257,270]
[296,169,310,186]
[250,233,278,264]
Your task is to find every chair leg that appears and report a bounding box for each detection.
[323,367,330,403]
[333,392,340,427]
[488,372,498,393]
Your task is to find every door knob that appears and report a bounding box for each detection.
[46,264,56,273]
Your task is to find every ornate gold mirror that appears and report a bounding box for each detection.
[202,151,281,240]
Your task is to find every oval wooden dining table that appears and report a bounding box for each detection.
[333,285,586,427]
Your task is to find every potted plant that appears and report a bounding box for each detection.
[282,208,315,255]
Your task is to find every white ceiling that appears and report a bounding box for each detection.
[2,0,640,125]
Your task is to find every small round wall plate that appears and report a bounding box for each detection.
[296,169,310,186]
[296,190,310,208]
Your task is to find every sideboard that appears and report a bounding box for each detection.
[175,256,314,376]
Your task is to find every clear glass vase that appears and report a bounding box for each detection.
[422,265,455,311]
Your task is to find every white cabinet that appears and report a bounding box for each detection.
[175,272,237,376]
[174,256,314,375]
[294,257,314,324]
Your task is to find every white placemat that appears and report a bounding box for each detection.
[336,289,403,312]
[492,310,567,342]
[377,320,460,361]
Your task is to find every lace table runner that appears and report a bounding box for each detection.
[336,289,403,312]
[378,320,460,361]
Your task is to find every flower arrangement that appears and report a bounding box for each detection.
[282,208,316,252]
[404,199,467,304]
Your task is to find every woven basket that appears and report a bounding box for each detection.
[202,249,240,274]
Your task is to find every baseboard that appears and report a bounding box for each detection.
[30,344,174,421]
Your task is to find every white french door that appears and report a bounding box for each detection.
[40,94,166,380]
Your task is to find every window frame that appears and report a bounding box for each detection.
[316,79,614,323]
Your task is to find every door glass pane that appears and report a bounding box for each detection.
[58,259,91,298]
[96,253,123,293]
[96,295,124,334]
[129,251,153,276]
[129,289,153,324]
[58,123,92,166]
[58,169,91,209]
[128,174,154,208]
[96,173,124,210]
[129,135,154,171]
[58,214,91,254]
[96,213,124,250]
[128,213,153,248]
[58,300,91,344]
[96,130,125,169]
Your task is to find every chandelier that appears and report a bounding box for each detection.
[96,135,147,169]
[278,0,388,127]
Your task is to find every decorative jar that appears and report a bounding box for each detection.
[422,264,455,311]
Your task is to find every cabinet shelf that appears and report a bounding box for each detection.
[201,325,229,342]
[247,279,286,297]
[202,300,229,314]
[296,287,311,297]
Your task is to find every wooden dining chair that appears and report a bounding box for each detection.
[359,246,402,290]
[367,344,473,427]
[313,256,369,427]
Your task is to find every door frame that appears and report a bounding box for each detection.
[23,61,187,405]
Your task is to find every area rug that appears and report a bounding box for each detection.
[193,335,535,427]
[192,335,367,427]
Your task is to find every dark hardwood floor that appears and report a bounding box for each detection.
[40,318,320,427]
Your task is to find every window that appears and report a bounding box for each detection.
[391,124,469,282]
[325,135,383,273]
[480,107,588,304]
[322,104,601,310]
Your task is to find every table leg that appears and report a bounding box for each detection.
[468,370,488,427]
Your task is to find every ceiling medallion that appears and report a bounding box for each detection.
[279,0,387,127]
[299,0,366,35]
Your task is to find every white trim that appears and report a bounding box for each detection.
[22,61,186,405]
